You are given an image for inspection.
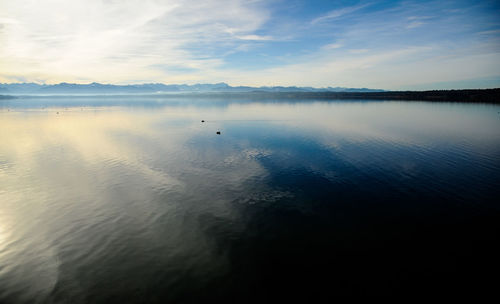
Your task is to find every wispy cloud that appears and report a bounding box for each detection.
[235,35,273,41]
[322,43,344,50]
[477,29,500,35]
[310,3,371,25]
[406,15,432,29]
[349,49,370,54]
[0,0,270,84]
[1,0,499,89]
[406,21,425,29]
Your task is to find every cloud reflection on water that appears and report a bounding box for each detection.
[1,98,499,301]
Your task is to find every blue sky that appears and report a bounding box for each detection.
[1,0,499,89]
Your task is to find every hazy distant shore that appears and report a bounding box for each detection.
[1,88,499,103]
[0,95,13,99]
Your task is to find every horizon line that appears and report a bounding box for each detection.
[2,81,500,92]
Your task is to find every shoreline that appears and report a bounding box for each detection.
[1,88,499,103]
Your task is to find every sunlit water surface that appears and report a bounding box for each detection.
[1,97,499,302]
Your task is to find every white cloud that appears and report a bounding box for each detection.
[0,0,270,84]
[205,44,500,89]
[1,0,499,89]
[322,42,343,50]
[407,16,432,21]
[348,49,369,54]
[235,34,273,41]
[310,3,371,25]
[478,29,500,35]
[406,21,425,29]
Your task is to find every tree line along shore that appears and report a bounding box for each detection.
[1,88,499,103]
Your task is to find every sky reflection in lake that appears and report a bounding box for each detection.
[1,98,499,302]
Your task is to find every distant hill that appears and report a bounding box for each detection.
[1,89,499,103]
[2,83,497,103]
[0,82,385,95]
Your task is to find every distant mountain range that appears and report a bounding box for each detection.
[0,82,384,94]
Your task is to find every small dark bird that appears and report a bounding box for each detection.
[201,120,205,122]
[216,131,221,135]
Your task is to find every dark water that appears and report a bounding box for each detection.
[1,97,499,302]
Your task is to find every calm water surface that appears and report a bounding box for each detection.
[1,97,499,302]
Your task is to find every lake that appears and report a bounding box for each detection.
[1,96,499,302]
